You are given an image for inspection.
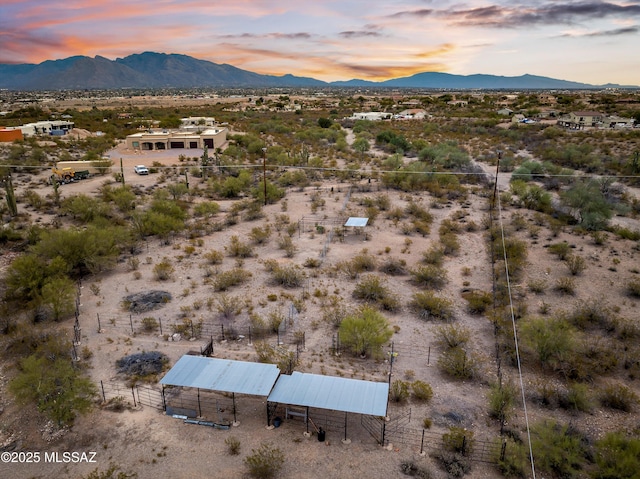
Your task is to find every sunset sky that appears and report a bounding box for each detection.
[1,0,639,85]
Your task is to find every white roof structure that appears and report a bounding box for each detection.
[160,356,280,396]
[267,372,389,417]
[344,217,369,228]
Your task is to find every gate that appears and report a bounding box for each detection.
[361,414,386,445]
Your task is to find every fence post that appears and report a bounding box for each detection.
[501,440,507,461]
[221,324,225,341]
[427,346,430,366]
[129,314,133,334]
[420,429,425,455]
[100,380,106,402]
[131,387,137,408]
[190,320,195,339]
[97,313,101,332]
[462,435,467,456]
[248,326,252,345]
[159,317,163,335]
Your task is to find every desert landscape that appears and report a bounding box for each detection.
[1,90,640,479]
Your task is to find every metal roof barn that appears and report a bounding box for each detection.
[160,356,280,396]
[268,371,388,417]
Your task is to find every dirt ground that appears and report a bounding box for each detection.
[1,138,639,479]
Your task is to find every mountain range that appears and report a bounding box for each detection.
[0,52,636,90]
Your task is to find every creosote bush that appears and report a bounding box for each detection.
[410,291,455,322]
[410,265,447,289]
[244,442,285,479]
[352,274,400,311]
[269,264,304,288]
[411,380,433,401]
[225,436,241,455]
[153,257,174,281]
[213,268,251,291]
[390,379,410,403]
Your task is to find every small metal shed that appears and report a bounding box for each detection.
[160,356,280,422]
[267,372,389,440]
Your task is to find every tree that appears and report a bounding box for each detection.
[338,306,393,358]
[10,350,97,426]
[317,117,332,128]
[561,179,612,230]
[40,276,77,321]
[594,432,640,479]
[352,137,370,158]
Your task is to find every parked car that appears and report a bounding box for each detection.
[134,165,149,175]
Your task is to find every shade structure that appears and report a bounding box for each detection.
[344,217,369,227]
[160,356,280,396]
[268,372,388,417]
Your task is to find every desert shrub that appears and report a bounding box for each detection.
[215,294,242,322]
[410,265,447,289]
[303,257,321,268]
[528,278,547,294]
[594,432,640,479]
[421,246,445,266]
[270,264,304,288]
[440,233,460,256]
[410,291,455,322]
[567,300,616,332]
[399,459,433,478]
[244,442,285,479]
[565,255,586,276]
[152,257,174,281]
[277,235,297,257]
[488,382,516,425]
[462,290,492,314]
[351,250,377,272]
[521,316,575,369]
[560,383,593,413]
[599,383,639,412]
[321,297,347,328]
[378,257,407,276]
[555,277,576,295]
[390,379,410,403]
[213,268,251,291]
[437,347,477,380]
[225,436,241,455]
[436,324,470,349]
[411,380,433,401]
[339,306,393,358]
[226,235,253,258]
[267,311,285,333]
[627,279,640,298]
[353,274,400,311]
[249,225,272,245]
[548,242,572,260]
[141,317,159,332]
[204,249,224,264]
[442,427,474,456]
[529,420,589,479]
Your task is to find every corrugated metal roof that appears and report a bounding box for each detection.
[268,372,388,417]
[344,217,369,227]
[160,356,280,396]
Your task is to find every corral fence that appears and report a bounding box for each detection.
[362,409,506,464]
[98,381,164,411]
[94,309,306,353]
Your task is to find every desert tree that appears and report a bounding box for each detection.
[338,306,393,358]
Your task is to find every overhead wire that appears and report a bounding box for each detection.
[494,170,537,479]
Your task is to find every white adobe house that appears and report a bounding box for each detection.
[125,127,228,151]
[16,120,74,136]
[349,112,392,121]
[180,117,216,128]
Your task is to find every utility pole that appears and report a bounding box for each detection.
[262,147,267,206]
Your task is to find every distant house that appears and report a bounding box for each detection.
[606,115,635,129]
[0,127,23,142]
[395,109,428,120]
[557,111,603,129]
[447,100,468,107]
[497,108,514,116]
[181,117,216,128]
[12,120,74,136]
[349,112,392,121]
